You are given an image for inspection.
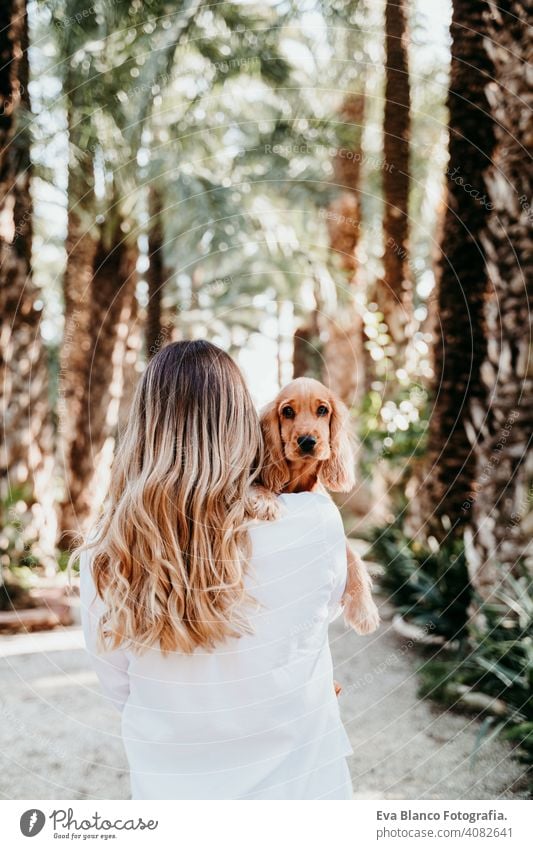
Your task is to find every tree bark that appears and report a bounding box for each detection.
[330,93,365,274]
[59,190,96,452]
[60,228,137,544]
[320,93,366,407]
[465,0,533,596]
[0,0,55,557]
[419,0,496,541]
[322,307,365,408]
[58,97,97,544]
[293,311,320,379]
[118,287,142,434]
[380,0,411,349]
[146,186,165,358]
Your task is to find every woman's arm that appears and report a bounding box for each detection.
[79,549,130,713]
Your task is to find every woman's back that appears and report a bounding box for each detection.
[81,491,353,800]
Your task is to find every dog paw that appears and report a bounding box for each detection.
[247,486,281,521]
[342,594,381,635]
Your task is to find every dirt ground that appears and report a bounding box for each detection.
[0,591,528,800]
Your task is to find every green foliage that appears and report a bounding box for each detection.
[0,488,41,572]
[418,574,533,778]
[359,382,429,468]
[368,522,471,641]
[144,17,345,342]
[0,567,37,612]
[370,520,532,788]
[357,306,430,476]
[0,488,42,611]
[47,0,345,345]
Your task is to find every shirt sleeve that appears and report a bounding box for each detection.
[319,497,348,622]
[79,548,130,713]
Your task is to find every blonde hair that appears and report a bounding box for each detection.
[73,340,263,654]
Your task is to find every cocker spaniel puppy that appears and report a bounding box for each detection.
[257,377,380,636]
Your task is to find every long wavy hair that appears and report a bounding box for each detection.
[73,340,263,654]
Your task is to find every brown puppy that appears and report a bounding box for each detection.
[257,377,380,636]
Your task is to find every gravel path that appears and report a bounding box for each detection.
[0,593,527,800]
[333,596,527,799]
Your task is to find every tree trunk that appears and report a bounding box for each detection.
[380,0,411,350]
[330,93,365,274]
[465,0,533,596]
[418,0,496,541]
[146,186,165,358]
[59,75,98,459]
[59,197,97,453]
[118,289,142,433]
[0,0,55,557]
[327,193,361,276]
[322,306,365,408]
[293,312,320,379]
[319,93,367,406]
[59,227,138,544]
[58,99,97,544]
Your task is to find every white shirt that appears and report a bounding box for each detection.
[80,491,353,800]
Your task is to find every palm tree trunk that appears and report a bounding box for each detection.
[465,0,533,596]
[58,100,97,544]
[118,287,142,433]
[330,93,365,274]
[293,311,320,379]
[59,199,98,453]
[417,0,496,541]
[320,94,366,407]
[146,186,165,358]
[322,309,365,408]
[380,0,411,350]
[0,0,55,556]
[60,228,137,544]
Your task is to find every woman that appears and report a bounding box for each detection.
[78,340,353,800]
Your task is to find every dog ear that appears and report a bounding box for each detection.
[259,401,290,493]
[320,396,355,492]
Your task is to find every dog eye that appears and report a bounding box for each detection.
[316,405,329,416]
[281,406,295,419]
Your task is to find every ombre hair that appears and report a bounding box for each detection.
[73,340,263,654]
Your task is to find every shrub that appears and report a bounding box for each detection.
[0,487,41,610]
[369,522,532,791]
[368,522,471,641]
[419,574,532,774]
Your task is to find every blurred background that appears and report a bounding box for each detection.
[0,0,531,798]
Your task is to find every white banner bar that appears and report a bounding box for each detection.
[0,799,530,848]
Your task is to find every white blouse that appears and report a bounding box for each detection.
[80,491,353,800]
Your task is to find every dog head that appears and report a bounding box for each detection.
[259,377,355,493]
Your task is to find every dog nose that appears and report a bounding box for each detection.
[297,435,317,453]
